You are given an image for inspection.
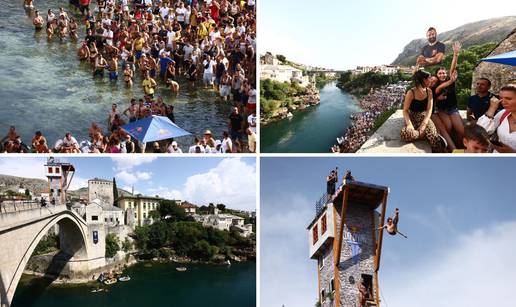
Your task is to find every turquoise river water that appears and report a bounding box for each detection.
[0,0,232,147]
[261,82,361,153]
[13,261,256,307]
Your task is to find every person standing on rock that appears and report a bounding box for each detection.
[416,27,445,67]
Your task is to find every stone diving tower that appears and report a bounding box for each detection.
[308,176,389,307]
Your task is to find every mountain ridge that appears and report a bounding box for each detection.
[392,16,516,66]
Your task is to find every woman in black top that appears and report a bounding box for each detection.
[433,42,464,145]
[401,70,443,152]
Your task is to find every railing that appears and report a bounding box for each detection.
[0,200,56,214]
[315,192,330,217]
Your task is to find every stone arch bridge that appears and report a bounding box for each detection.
[0,202,105,307]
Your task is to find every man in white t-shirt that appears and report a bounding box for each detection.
[202,55,216,87]
[103,26,114,46]
[188,138,206,153]
[61,133,80,153]
[176,3,187,26]
[166,28,176,47]
[167,141,183,153]
[159,5,170,19]
[221,131,233,153]
[247,111,256,134]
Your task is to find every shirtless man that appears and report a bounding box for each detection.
[123,99,138,122]
[108,55,118,81]
[58,14,68,41]
[69,17,78,40]
[24,0,34,9]
[93,54,108,78]
[378,208,407,238]
[33,11,44,31]
[78,42,90,60]
[166,79,180,94]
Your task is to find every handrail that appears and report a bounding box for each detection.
[0,200,58,214]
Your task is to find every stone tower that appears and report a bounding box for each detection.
[44,157,76,205]
[88,178,114,206]
[307,177,388,307]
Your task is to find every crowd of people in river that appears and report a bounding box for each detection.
[9,0,257,154]
[332,83,407,153]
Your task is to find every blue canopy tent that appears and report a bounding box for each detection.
[121,115,191,143]
[480,50,516,66]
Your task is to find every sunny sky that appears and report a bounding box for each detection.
[0,157,256,211]
[259,0,514,69]
[261,157,516,307]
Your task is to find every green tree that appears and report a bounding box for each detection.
[24,189,31,199]
[189,240,218,261]
[133,226,150,251]
[33,233,59,255]
[112,177,119,206]
[105,233,120,258]
[158,199,187,222]
[122,238,132,253]
[276,54,286,63]
[148,221,170,249]
[216,204,226,212]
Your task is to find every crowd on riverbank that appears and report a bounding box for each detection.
[1,100,256,153]
[11,0,257,154]
[332,82,408,153]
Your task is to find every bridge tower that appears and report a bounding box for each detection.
[308,175,388,307]
[44,157,75,205]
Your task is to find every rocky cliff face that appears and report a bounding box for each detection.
[392,16,516,66]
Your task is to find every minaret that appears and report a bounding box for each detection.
[307,173,388,307]
[44,157,76,205]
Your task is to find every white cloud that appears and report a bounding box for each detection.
[146,186,183,200]
[0,157,47,180]
[116,170,153,185]
[179,158,256,211]
[122,186,140,195]
[383,221,516,307]
[110,156,157,171]
[261,194,318,307]
[68,176,88,191]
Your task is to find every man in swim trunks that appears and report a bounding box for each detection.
[108,55,118,81]
[93,54,108,78]
[378,208,407,238]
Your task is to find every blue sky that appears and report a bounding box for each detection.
[0,157,256,211]
[259,0,514,69]
[261,157,516,307]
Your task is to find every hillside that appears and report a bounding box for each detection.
[0,174,132,198]
[0,174,47,194]
[392,16,516,66]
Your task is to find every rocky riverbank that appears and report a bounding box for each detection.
[24,251,138,284]
[261,86,321,125]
